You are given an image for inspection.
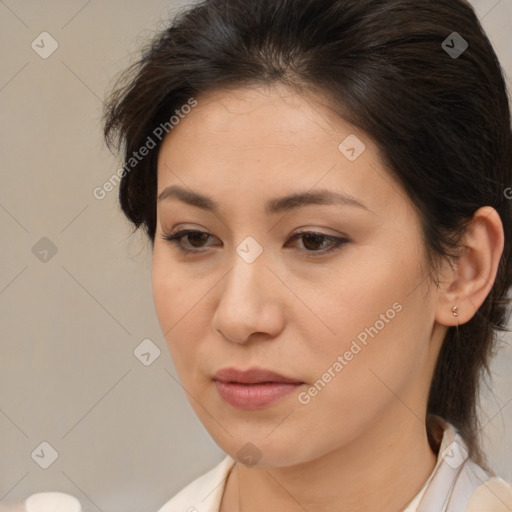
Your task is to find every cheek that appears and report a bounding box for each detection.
[151,256,179,334]
[151,248,203,328]
[287,303,432,463]
[294,245,422,362]
[292,239,433,403]
[151,252,213,376]
[295,271,435,425]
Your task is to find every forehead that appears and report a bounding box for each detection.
[155,84,410,220]
[161,84,347,152]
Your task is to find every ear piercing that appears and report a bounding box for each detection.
[452,306,459,317]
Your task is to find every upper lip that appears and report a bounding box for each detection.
[213,367,303,384]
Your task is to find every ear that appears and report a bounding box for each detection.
[435,206,504,326]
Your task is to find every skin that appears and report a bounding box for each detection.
[152,83,504,511]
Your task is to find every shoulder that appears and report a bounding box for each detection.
[467,476,512,511]
[157,455,235,512]
[416,419,512,512]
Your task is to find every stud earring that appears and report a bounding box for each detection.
[452,306,459,317]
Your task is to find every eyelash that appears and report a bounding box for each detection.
[160,229,349,256]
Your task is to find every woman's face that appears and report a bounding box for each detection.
[152,84,447,467]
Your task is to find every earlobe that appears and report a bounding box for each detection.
[435,206,504,327]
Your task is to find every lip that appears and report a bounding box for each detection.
[213,367,302,384]
[212,367,304,410]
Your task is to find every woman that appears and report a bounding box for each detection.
[103,0,512,510]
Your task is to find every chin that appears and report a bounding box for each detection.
[203,420,325,469]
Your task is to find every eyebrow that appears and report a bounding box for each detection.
[157,184,371,215]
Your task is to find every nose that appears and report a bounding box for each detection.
[212,253,286,344]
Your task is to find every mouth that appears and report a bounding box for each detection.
[212,367,304,410]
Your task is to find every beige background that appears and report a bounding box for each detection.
[0,1,511,511]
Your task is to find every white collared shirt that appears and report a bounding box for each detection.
[157,423,512,512]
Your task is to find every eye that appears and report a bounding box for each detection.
[161,229,349,256]
[287,231,349,255]
[161,229,219,253]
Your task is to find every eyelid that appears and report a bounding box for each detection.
[292,227,347,238]
[164,224,346,239]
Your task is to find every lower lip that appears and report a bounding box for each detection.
[214,380,303,410]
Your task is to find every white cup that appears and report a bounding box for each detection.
[24,493,81,512]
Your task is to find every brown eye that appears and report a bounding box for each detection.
[301,233,330,251]
[288,231,349,255]
[186,231,210,247]
[161,230,219,253]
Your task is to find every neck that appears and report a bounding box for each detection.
[221,407,437,512]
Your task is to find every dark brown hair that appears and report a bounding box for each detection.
[103,0,512,465]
